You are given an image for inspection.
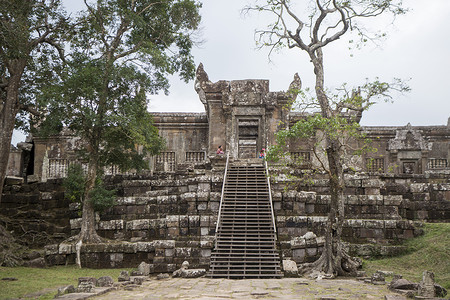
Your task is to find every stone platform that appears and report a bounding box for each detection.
[89,277,407,300]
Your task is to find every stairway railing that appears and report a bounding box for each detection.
[215,152,230,248]
[264,159,277,239]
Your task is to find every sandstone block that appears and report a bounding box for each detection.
[97,276,114,287]
[282,259,298,277]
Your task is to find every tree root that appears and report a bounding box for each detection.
[62,232,106,268]
[298,248,362,278]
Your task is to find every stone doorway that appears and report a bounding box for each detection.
[238,119,259,159]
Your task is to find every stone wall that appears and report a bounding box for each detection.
[1,158,449,270]
[0,179,71,248]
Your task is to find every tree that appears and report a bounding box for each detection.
[39,0,201,246]
[247,0,408,276]
[0,0,68,202]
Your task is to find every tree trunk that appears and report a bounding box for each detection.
[78,155,102,243]
[0,61,26,203]
[298,49,361,277]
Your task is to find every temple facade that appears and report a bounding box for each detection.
[6,64,450,180]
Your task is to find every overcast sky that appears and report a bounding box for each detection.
[148,0,450,127]
[12,0,450,145]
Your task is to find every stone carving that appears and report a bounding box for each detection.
[172,260,206,278]
[388,124,431,151]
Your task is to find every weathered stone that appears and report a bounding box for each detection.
[23,257,46,268]
[156,273,170,280]
[131,276,146,285]
[389,278,418,291]
[97,276,114,287]
[57,285,75,296]
[5,176,24,185]
[138,262,152,276]
[77,281,95,293]
[44,244,58,255]
[118,270,130,282]
[181,269,206,278]
[303,231,317,240]
[371,271,385,284]
[78,277,97,286]
[282,259,298,277]
[434,284,447,298]
[418,271,435,298]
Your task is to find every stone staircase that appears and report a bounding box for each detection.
[209,160,282,278]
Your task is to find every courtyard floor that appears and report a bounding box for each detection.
[90,277,405,300]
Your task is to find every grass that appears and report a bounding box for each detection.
[363,223,450,290]
[0,265,131,300]
[1,223,449,299]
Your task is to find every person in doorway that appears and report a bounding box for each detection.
[216,145,224,155]
[259,148,265,159]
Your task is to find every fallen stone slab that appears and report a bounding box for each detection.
[384,295,407,300]
[55,287,115,299]
[5,176,24,185]
[389,278,418,291]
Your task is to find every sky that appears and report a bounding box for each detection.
[12,0,450,145]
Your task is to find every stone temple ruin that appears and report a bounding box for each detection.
[2,64,450,277]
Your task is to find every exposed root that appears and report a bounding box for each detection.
[0,224,25,267]
[298,248,361,278]
[62,232,106,268]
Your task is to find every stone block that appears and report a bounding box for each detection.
[200,216,209,227]
[165,248,175,257]
[188,184,198,192]
[305,204,315,214]
[99,219,124,230]
[365,188,380,195]
[346,195,360,205]
[153,240,175,249]
[175,247,192,257]
[179,216,189,228]
[97,276,114,287]
[200,227,209,236]
[198,183,211,192]
[306,247,317,257]
[209,201,220,212]
[410,183,429,193]
[201,249,211,257]
[137,262,152,276]
[197,192,210,201]
[272,192,282,201]
[209,192,221,201]
[45,244,58,255]
[59,243,74,254]
[180,192,197,201]
[118,270,130,282]
[384,195,403,206]
[282,259,298,277]
[197,202,207,211]
[127,219,149,230]
[166,215,179,227]
[189,215,200,227]
[362,179,382,188]
[70,218,82,230]
[292,249,305,263]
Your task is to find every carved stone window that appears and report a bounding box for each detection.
[427,158,448,169]
[186,151,205,162]
[155,152,176,172]
[367,158,384,173]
